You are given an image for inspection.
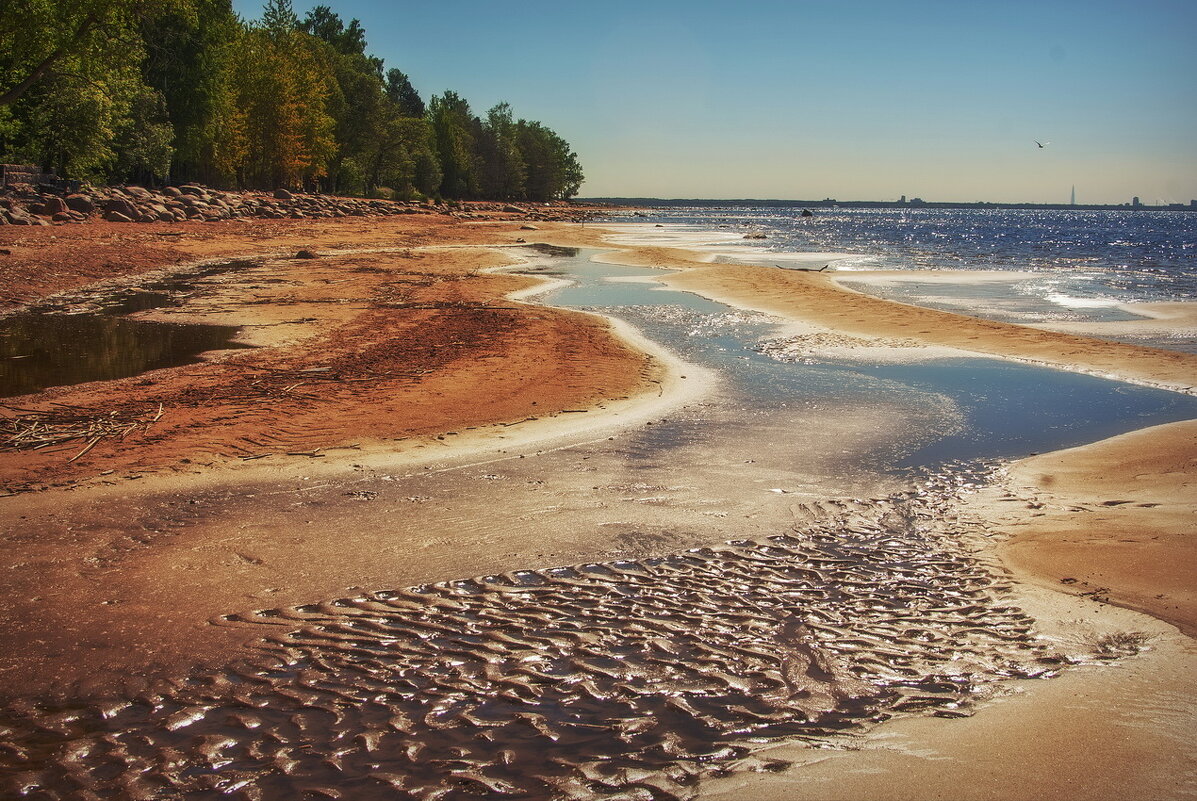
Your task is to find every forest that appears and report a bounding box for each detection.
[0,0,584,201]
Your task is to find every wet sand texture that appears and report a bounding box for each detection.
[1,471,1077,800]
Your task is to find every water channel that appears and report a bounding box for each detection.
[532,247,1197,472]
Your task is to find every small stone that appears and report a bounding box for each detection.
[295,249,319,259]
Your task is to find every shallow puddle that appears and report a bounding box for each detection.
[0,313,249,398]
[0,260,258,397]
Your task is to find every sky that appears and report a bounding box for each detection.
[232,0,1197,204]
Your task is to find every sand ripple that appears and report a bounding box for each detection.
[1,469,1068,800]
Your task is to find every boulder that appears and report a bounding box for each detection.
[295,249,319,259]
[124,186,152,199]
[52,212,74,223]
[104,197,138,219]
[4,210,32,224]
[104,211,134,223]
[179,185,204,196]
[274,188,294,200]
[38,197,69,216]
[64,194,95,214]
[519,224,539,230]
[162,186,183,198]
[502,205,525,214]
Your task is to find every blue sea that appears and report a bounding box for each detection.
[599,206,1197,349]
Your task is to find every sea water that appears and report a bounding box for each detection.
[600,207,1197,348]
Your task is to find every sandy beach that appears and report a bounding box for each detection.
[1,213,1194,799]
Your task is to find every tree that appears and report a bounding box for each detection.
[112,85,175,183]
[515,120,583,201]
[228,24,336,188]
[427,90,480,199]
[384,69,423,118]
[301,5,366,57]
[478,102,525,200]
[260,0,297,35]
[140,0,241,184]
[0,0,163,108]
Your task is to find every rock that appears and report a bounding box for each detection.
[744,232,768,239]
[38,197,68,216]
[104,197,138,219]
[163,186,183,197]
[64,194,95,214]
[502,204,525,213]
[274,188,294,200]
[519,224,539,230]
[295,249,319,259]
[104,211,134,223]
[179,185,204,196]
[4,210,32,225]
[124,186,152,199]
[52,212,74,222]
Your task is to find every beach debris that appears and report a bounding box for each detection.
[744,231,768,239]
[0,403,164,459]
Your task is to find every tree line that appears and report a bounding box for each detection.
[0,0,584,201]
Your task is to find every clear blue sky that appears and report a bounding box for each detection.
[233,0,1197,204]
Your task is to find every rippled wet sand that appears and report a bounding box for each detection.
[1,467,1076,800]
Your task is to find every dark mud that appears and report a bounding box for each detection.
[0,467,1077,801]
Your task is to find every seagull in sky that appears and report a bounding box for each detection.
[1036,140,1051,148]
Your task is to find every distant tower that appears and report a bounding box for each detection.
[1070,185,1076,206]
[1132,196,1142,208]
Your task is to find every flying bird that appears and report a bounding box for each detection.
[1036,141,1051,148]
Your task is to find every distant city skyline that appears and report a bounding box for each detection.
[232,0,1197,204]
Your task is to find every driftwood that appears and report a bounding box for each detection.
[0,403,163,458]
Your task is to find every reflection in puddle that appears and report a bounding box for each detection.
[1,260,258,397]
[0,313,250,397]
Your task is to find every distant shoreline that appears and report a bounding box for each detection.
[583,197,1197,212]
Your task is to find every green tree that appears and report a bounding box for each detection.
[140,0,241,184]
[301,6,388,194]
[260,0,298,35]
[478,102,526,200]
[384,69,423,118]
[0,0,169,108]
[428,90,480,199]
[515,120,583,201]
[301,5,367,57]
[112,85,175,183]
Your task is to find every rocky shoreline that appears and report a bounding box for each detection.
[0,183,599,227]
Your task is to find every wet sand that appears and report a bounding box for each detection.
[584,234,1197,800]
[2,217,1195,799]
[645,257,1196,393]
